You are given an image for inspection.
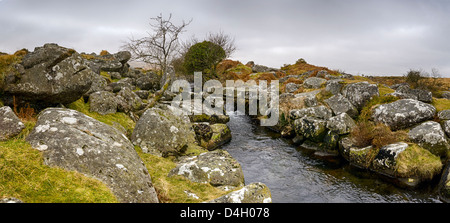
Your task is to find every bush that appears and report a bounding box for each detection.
[404,69,425,88]
[183,41,226,78]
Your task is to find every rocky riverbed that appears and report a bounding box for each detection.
[0,43,449,203]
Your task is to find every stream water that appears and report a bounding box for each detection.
[221,111,442,203]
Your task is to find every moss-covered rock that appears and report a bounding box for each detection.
[408,121,449,158]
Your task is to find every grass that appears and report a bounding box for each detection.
[0,138,118,203]
[358,95,398,122]
[67,97,135,137]
[135,146,232,203]
[431,98,450,112]
[395,144,443,181]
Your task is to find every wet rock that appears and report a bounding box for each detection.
[408,121,449,158]
[88,91,118,115]
[26,108,159,203]
[339,137,374,169]
[326,113,356,135]
[4,43,94,105]
[168,150,245,188]
[0,106,25,141]
[131,107,196,157]
[193,123,232,151]
[289,105,332,120]
[293,116,327,142]
[206,182,272,203]
[342,81,379,111]
[324,94,359,118]
[372,99,436,130]
[371,142,409,177]
[303,77,327,89]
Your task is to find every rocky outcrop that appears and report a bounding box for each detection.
[303,77,327,89]
[206,182,272,203]
[325,79,344,95]
[388,85,433,103]
[131,107,196,157]
[4,43,95,105]
[342,81,379,111]
[83,51,131,75]
[408,121,449,158]
[372,99,436,130]
[294,90,321,107]
[289,106,332,120]
[326,112,356,135]
[0,106,25,141]
[26,108,159,203]
[168,150,245,189]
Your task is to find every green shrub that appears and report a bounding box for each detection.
[183,41,226,78]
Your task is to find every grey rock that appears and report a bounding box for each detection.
[408,121,449,157]
[116,87,143,113]
[289,105,332,120]
[26,108,159,203]
[303,77,327,89]
[339,137,374,169]
[342,81,379,111]
[0,106,25,141]
[444,120,450,138]
[371,142,409,177]
[136,75,160,91]
[108,72,122,80]
[324,94,359,118]
[88,91,118,115]
[372,99,436,130]
[293,116,327,142]
[0,197,23,203]
[84,74,108,97]
[134,90,150,100]
[5,43,94,105]
[439,161,450,202]
[438,110,450,120]
[206,182,272,203]
[285,83,300,93]
[442,91,450,100]
[316,70,329,78]
[326,113,356,135]
[294,90,321,107]
[169,150,244,188]
[325,79,344,95]
[389,85,433,103]
[131,107,196,157]
[193,123,232,151]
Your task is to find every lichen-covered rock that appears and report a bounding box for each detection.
[372,99,436,130]
[339,137,374,169]
[325,79,344,95]
[342,81,379,110]
[388,85,433,103]
[439,162,450,203]
[438,110,450,120]
[136,75,160,92]
[206,182,272,203]
[168,150,244,188]
[88,91,118,115]
[326,113,356,135]
[289,105,332,120]
[0,106,25,141]
[442,91,450,100]
[84,74,108,97]
[371,142,442,187]
[303,77,327,89]
[294,90,321,107]
[26,108,159,203]
[116,87,143,113]
[324,94,359,118]
[193,123,232,151]
[285,83,300,93]
[408,121,449,157]
[444,120,450,138]
[293,116,327,142]
[4,43,94,105]
[131,107,196,157]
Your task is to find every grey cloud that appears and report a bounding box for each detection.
[0,0,449,76]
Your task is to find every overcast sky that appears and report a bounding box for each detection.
[1,0,449,76]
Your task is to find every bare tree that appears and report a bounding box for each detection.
[122,13,192,75]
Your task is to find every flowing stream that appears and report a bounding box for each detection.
[221,111,442,203]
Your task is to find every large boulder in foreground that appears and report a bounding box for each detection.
[408,121,449,158]
[168,150,245,189]
[131,107,196,157]
[0,106,25,141]
[26,108,159,203]
[372,99,436,130]
[4,43,94,105]
[206,182,272,203]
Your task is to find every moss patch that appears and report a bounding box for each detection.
[431,98,450,112]
[67,97,135,137]
[0,138,117,203]
[135,146,231,203]
[395,144,442,181]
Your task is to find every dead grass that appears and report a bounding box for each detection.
[350,121,408,149]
